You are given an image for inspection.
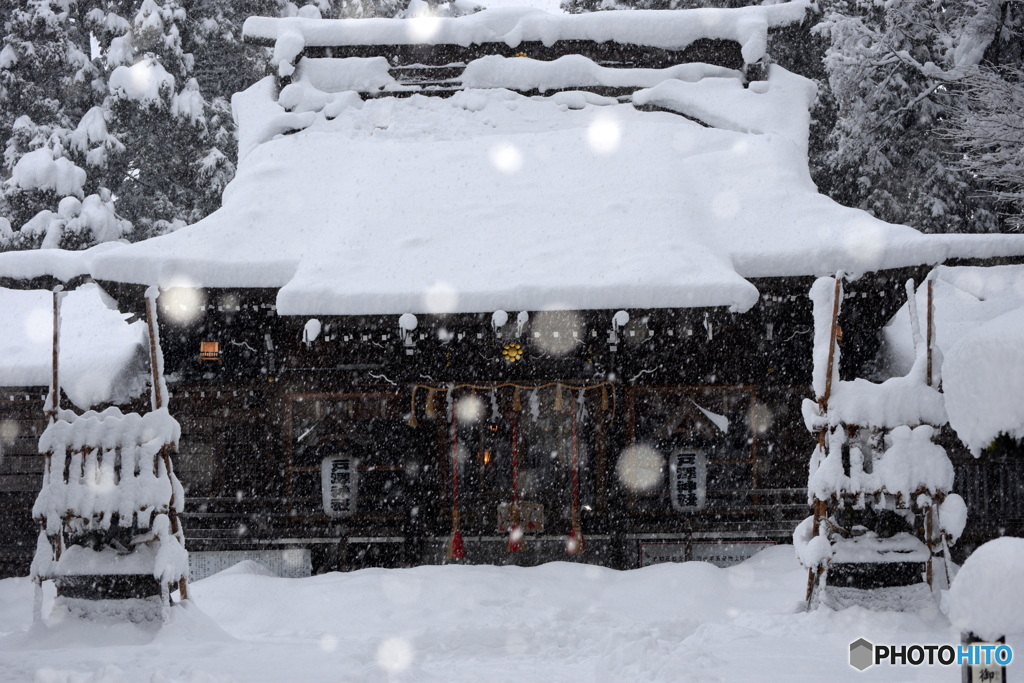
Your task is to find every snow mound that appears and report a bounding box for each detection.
[949,537,1024,639]
[0,597,232,653]
[0,548,979,680]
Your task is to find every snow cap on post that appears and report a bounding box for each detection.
[145,286,169,411]
[810,274,843,402]
[949,537,1024,641]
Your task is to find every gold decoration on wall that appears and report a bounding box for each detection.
[502,342,524,363]
[514,51,528,58]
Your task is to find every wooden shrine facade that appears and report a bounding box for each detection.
[0,269,927,573]
[3,266,1023,577]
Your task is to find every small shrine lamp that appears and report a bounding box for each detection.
[948,537,1024,683]
[198,340,220,363]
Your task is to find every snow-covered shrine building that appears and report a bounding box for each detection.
[3,2,1024,578]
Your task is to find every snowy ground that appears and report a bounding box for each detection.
[0,547,1016,682]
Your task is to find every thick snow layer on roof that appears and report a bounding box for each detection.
[885,265,1024,376]
[461,55,739,92]
[882,266,1024,452]
[94,88,759,315]
[0,241,126,283]
[244,4,813,65]
[86,62,1024,317]
[944,306,1024,453]
[0,284,146,408]
[633,70,813,156]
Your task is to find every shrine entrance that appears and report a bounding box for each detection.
[407,382,613,559]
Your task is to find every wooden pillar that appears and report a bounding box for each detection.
[807,276,842,606]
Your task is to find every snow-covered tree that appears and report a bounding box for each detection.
[0,0,130,250]
[189,0,282,99]
[813,0,1001,234]
[0,0,288,249]
[943,2,1024,231]
[94,0,229,237]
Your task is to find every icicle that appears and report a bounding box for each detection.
[554,384,563,412]
[512,386,521,412]
[530,388,540,421]
[490,389,499,422]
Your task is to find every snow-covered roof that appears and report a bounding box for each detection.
[0,284,146,407]
[885,266,1024,453]
[243,4,812,67]
[5,8,1024,317]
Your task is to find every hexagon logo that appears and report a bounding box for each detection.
[849,638,874,671]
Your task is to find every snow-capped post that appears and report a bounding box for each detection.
[145,287,168,412]
[926,274,935,387]
[145,287,188,601]
[33,285,65,624]
[44,286,64,424]
[803,274,843,607]
[949,537,1024,683]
